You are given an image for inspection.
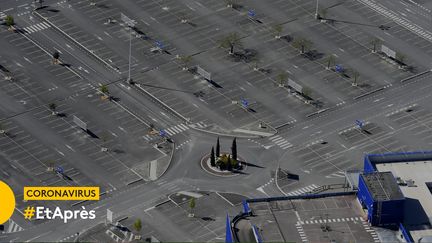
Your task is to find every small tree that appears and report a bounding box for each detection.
[100,85,109,99]
[52,51,60,64]
[219,32,242,55]
[5,16,15,30]
[325,55,335,70]
[100,131,110,152]
[133,219,142,233]
[292,38,312,54]
[302,87,312,98]
[319,9,328,19]
[179,55,192,70]
[273,24,283,39]
[188,198,196,217]
[396,53,406,65]
[210,146,216,167]
[216,137,220,157]
[231,138,237,161]
[48,103,57,115]
[370,38,381,53]
[352,70,359,86]
[276,72,287,87]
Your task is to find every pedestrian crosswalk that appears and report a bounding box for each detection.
[286,184,319,196]
[143,122,207,141]
[5,220,23,233]
[0,12,6,20]
[23,22,51,34]
[298,216,362,225]
[165,123,189,136]
[268,135,292,150]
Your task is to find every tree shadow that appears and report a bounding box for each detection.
[96,3,110,9]
[240,161,264,168]
[187,22,198,28]
[302,50,324,61]
[281,35,293,43]
[232,4,243,11]
[112,149,125,154]
[56,112,67,118]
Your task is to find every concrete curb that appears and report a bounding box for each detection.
[155,141,175,180]
[353,86,385,100]
[274,168,288,196]
[199,153,243,178]
[400,70,430,83]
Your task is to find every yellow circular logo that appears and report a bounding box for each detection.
[0,180,15,224]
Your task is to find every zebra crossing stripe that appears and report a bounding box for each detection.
[179,124,188,130]
[40,22,50,28]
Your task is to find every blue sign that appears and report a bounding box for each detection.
[56,166,64,174]
[241,98,248,108]
[155,40,164,49]
[159,129,167,137]
[355,119,364,128]
[248,9,256,17]
[335,64,343,73]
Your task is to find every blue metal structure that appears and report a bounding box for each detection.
[335,64,343,73]
[225,214,234,243]
[357,173,404,226]
[240,98,248,108]
[248,10,256,17]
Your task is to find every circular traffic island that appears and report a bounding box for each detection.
[200,152,247,177]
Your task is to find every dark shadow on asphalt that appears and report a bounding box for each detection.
[187,22,198,27]
[206,79,223,89]
[46,8,60,13]
[61,174,73,181]
[56,113,67,118]
[112,149,125,154]
[281,35,293,43]
[60,63,71,68]
[110,97,120,102]
[201,217,216,221]
[247,108,256,113]
[34,6,49,11]
[96,4,110,9]
[302,50,324,61]
[86,129,99,139]
[240,161,264,169]
[361,129,372,135]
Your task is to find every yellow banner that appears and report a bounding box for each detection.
[24,187,99,201]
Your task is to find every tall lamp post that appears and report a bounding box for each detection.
[315,0,320,19]
[120,13,137,84]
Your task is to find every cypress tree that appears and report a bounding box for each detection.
[210,147,216,167]
[231,137,237,161]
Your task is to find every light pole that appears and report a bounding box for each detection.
[315,0,319,19]
[127,27,132,84]
[120,13,137,84]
